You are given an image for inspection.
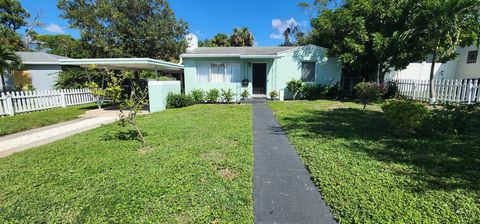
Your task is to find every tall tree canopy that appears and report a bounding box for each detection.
[310,0,425,82]
[0,0,30,49]
[57,0,188,61]
[411,0,480,102]
[199,27,255,47]
[199,33,230,47]
[230,27,254,47]
[34,34,92,58]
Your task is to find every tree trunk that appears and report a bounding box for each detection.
[1,72,7,93]
[429,52,437,104]
[376,64,381,84]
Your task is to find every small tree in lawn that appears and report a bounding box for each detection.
[87,68,148,146]
[354,82,384,110]
[286,79,303,100]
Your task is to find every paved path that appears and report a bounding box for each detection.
[252,100,337,224]
[0,112,118,158]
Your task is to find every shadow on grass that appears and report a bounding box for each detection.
[102,129,147,142]
[280,108,480,192]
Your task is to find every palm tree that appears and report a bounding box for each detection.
[0,45,21,92]
[212,33,230,47]
[230,27,254,47]
[412,0,480,103]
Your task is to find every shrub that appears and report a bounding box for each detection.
[355,82,384,110]
[221,89,235,103]
[381,100,428,134]
[286,79,303,100]
[190,89,205,104]
[325,82,345,99]
[383,81,399,99]
[301,83,327,100]
[166,93,195,109]
[240,89,249,100]
[269,90,279,100]
[420,103,480,136]
[206,88,220,103]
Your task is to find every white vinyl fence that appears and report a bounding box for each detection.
[396,79,480,104]
[0,89,95,116]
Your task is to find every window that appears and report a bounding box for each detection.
[467,50,478,64]
[301,62,316,82]
[196,62,240,83]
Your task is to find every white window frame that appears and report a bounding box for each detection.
[196,61,241,83]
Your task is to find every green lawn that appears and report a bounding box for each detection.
[269,100,480,223]
[0,104,253,223]
[0,104,98,136]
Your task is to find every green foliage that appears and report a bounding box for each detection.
[221,89,235,103]
[0,105,254,223]
[241,89,249,100]
[310,0,428,81]
[56,66,104,89]
[286,79,303,100]
[411,0,480,101]
[206,88,220,103]
[87,68,148,145]
[0,45,22,91]
[383,81,399,99]
[354,82,384,109]
[199,33,230,47]
[300,83,326,100]
[33,34,91,58]
[421,103,480,136]
[230,27,254,47]
[0,0,30,49]
[190,89,205,104]
[166,93,195,109]
[381,100,429,134]
[57,0,188,61]
[269,100,480,223]
[0,103,97,136]
[269,90,279,100]
[200,27,255,47]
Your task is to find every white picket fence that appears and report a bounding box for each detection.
[0,89,95,116]
[396,79,480,104]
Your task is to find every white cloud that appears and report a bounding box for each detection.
[269,18,299,40]
[44,23,65,34]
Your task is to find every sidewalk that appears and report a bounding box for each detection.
[0,116,116,158]
[252,100,337,224]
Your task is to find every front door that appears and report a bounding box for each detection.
[252,63,267,95]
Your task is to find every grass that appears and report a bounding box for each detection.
[0,104,98,136]
[0,104,253,223]
[269,100,480,223]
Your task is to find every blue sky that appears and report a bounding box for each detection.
[19,0,313,46]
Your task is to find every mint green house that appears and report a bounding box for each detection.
[180,45,342,99]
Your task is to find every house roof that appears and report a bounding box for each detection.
[15,52,70,65]
[181,46,300,58]
[59,58,184,72]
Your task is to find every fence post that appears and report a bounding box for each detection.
[6,93,14,116]
[411,81,417,100]
[60,90,67,108]
[467,80,473,104]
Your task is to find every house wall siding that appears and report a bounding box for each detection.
[182,46,342,99]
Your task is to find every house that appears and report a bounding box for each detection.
[180,45,342,99]
[385,45,480,81]
[1,52,70,91]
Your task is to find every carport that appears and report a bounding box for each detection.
[59,58,184,112]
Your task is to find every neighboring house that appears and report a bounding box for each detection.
[385,45,480,81]
[1,52,70,91]
[180,45,342,99]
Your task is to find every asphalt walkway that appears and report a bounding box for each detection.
[252,100,337,224]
